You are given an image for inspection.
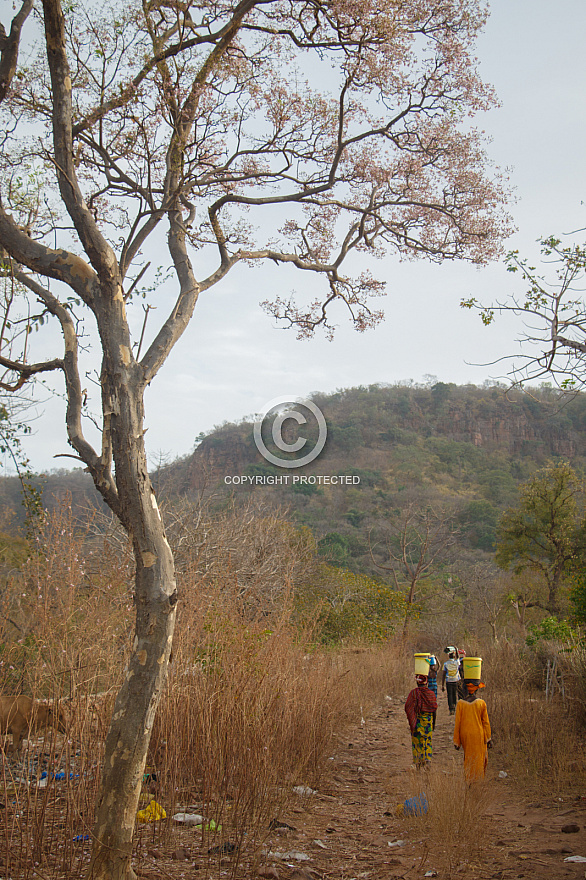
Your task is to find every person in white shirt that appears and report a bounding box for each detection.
[441,646,461,715]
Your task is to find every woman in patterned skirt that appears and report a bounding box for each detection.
[404,674,437,768]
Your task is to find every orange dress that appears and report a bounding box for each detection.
[453,698,491,782]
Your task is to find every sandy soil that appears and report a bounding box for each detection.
[131,692,586,880]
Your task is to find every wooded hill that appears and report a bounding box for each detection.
[155,382,586,574]
[3,383,586,570]
[1,382,585,642]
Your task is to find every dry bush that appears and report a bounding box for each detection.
[397,764,494,877]
[336,641,413,704]
[470,639,586,793]
[0,504,132,878]
[550,643,586,726]
[0,674,118,878]
[143,586,407,865]
[485,686,586,790]
[165,494,319,617]
[0,501,133,698]
[481,638,540,693]
[0,500,409,877]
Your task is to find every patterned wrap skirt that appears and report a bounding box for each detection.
[411,712,434,766]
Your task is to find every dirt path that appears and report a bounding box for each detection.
[134,694,586,880]
[253,694,586,880]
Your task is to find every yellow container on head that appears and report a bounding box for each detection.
[463,657,482,679]
[414,653,431,675]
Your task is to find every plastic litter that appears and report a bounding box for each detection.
[292,785,316,797]
[172,812,205,826]
[388,840,406,848]
[564,856,586,862]
[498,771,508,779]
[268,851,310,861]
[73,834,90,842]
[195,818,221,832]
[136,799,166,822]
[398,793,428,817]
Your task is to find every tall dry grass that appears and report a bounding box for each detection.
[0,504,406,878]
[463,639,586,794]
[397,764,495,878]
[4,498,586,877]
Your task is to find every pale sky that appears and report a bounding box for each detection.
[14,0,586,474]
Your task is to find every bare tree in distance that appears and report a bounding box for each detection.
[0,0,511,875]
[371,505,459,635]
[452,558,509,642]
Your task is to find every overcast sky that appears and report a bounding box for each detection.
[14,0,586,474]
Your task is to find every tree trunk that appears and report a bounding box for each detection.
[87,362,177,879]
[402,576,418,637]
[548,565,563,616]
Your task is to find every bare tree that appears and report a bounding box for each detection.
[0,0,510,876]
[372,504,458,634]
[453,558,509,642]
[165,494,319,614]
[462,236,586,389]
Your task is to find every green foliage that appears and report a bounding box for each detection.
[569,571,586,626]
[496,460,585,613]
[526,616,577,647]
[292,481,322,497]
[431,381,455,409]
[295,565,407,644]
[337,467,381,487]
[317,532,366,569]
[457,500,498,551]
[318,532,351,566]
[345,508,365,527]
[328,423,363,451]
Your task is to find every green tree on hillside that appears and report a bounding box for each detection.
[495,460,586,615]
[295,565,406,643]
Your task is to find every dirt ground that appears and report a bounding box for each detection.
[130,691,586,880]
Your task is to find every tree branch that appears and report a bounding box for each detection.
[42,0,120,284]
[0,0,33,101]
[14,269,119,512]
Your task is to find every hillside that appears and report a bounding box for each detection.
[152,382,586,577]
[2,382,585,580]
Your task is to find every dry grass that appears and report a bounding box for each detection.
[394,763,495,878]
[0,506,409,878]
[486,686,586,792]
[3,504,586,876]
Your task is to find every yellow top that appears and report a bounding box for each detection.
[453,698,491,782]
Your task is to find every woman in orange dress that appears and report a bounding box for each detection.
[453,682,492,782]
